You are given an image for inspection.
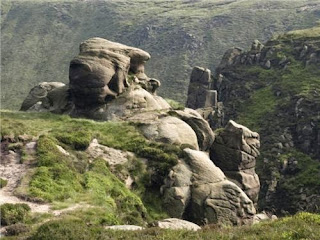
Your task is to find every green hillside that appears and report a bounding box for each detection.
[1,0,320,109]
[214,26,320,214]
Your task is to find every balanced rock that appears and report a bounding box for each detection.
[210,120,260,204]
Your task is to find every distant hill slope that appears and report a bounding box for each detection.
[213,26,320,214]
[1,0,320,109]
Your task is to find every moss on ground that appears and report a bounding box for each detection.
[274,26,320,41]
[165,98,185,110]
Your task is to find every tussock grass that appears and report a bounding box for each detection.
[26,212,320,240]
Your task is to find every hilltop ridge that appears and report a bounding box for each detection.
[1,0,320,109]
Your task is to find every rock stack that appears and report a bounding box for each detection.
[210,120,260,204]
[186,66,217,109]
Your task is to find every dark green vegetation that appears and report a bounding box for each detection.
[0,203,31,226]
[218,27,320,214]
[1,0,320,109]
[4,212,319,240]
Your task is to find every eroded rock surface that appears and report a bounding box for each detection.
[69,38,164,119]
[210,120,260,204]
[162,148,256,226]
[171,108,215,151]
[20,82,72,114]
[19,38,260,226]
[153,218,201,231]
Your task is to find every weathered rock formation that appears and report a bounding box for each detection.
[185,28,320,215]
[69,37,165,119]
[186,67,217,109]
[162,148,256,226]
[20,82,72,114]
[185,66,223,129]
[210,120,260,204]
[20,37,260,226]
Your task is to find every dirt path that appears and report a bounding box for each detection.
[0,142,51,213]
[0,143,87,215]
[0,142,92,237]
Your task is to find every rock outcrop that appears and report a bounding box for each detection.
[20,82,72,114]
[184,28,320,215]
[19,37,260,226]
[210,120,260,204]
[68,37,165,119]
[162,148,256,226]
[186,66,217,110]
[185,66,224,129]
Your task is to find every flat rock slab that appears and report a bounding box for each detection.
[105,225,144,231]
[86,139,133,165]
[155,218,201,231]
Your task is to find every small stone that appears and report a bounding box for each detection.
[18,134,33,142]
[264,60,271,69]
[56,145,70,156]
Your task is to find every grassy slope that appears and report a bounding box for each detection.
[1,0,320,109]
[3,211,320,239]
[1,110,188,229]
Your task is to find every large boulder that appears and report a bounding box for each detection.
[210,120,260,204]
[69,37,162,118]
[170,108,215,151]
[162,148,256,225]
[129,113,199,150]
